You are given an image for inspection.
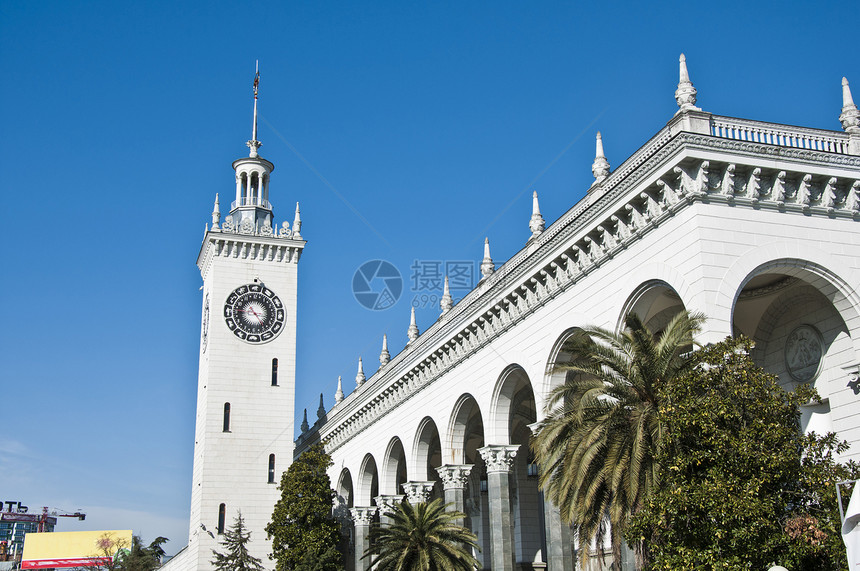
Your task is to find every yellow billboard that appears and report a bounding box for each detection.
[22,530,133,569]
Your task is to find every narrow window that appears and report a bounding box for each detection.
[217,504,226,534]
[268,454,276,483]
[271,358,278,386]
[223,403,231,432]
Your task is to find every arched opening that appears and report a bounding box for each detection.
[335,469,354,571]
[413,417,443,502]
[268,454,276,484]
[217,503,226,534]
[271,358,278,386]
[448,394,489,567]
[492,366,543,568]
[620,280,687,334]
[381,437,408,495]
[357,454,379,507]
[222,403,231,432]
[733,260,859,452]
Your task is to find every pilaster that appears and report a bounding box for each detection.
[478,445,519,571]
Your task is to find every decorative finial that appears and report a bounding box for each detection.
[292,202,302,239]
[529,191,545,238]
[355,357,366,387]
[211,194,221,231]
[300,408,309,432]
[840,77,860,133]
[591,132,611,184]
[247,61,262,158]
[317,393,326,419]
[440,276,453,315]
[407,307,419,344]
[675,54,700,113]
[379,335,390,366]
[480,237,495,278]
[335,376,344,404]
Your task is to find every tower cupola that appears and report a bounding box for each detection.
[229,62,275,234]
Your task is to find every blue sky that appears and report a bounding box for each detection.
[1,0,857,554]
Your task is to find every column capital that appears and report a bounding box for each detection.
[436,464,474,490]
[401,481,435,503]
[478,444,520,473]
[374,494,405,514]
[349,506,377,525]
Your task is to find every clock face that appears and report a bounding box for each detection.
[202,295,210,352]
[224,284,286,343]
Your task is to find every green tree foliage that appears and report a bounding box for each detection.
[87,534,168,571]
[627,336,860,570]
[267,443,342,571]
[295,544,343,571]
[531,311,703,568]
[211,512,265,571]
[364,499,479,571]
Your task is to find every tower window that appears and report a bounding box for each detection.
[271,358,278,386]
[217,504,226,534]
[268,454,276,484]
[223,403,231,432]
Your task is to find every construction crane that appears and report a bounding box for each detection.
[37,507,86,532]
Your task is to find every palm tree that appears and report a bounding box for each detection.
[531,310,704,569]
[364,498,480,571]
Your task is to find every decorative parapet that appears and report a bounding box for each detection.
[478,445,519,474]
[711,115,853,155]
[302,116,860,458]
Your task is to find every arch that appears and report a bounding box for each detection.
[336,468,354,509]
[713,243,860,348]
[488,364,537,445]
[356,454,379,506]
[618,279,687,334]
[411,416,443,498]
[380,436,408,495]
[540,327,583,418]
[446,393,485,465]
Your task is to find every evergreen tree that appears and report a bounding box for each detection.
[211,512,265,571]
[627,336,860,570]
[267,443,343,571]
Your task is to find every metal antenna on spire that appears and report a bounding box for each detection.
[247,60,262,157]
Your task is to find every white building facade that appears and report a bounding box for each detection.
[296,59,860,571]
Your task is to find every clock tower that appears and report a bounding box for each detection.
[177,71,304,571]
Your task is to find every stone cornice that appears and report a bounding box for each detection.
[197,231,306,278]
[298,119,860,457]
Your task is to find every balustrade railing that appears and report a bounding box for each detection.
[711,115,850,154]
[231,197,272,210]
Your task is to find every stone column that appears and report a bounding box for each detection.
[436,464,473,526]
[349,506,377,571]
[478,445,519,571]
[543,496,574,571]
[401,481,435,504]
[374,494,404,526]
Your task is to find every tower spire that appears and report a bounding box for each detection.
[440,275,454,315]
[841,77,860,134]
[674,53,701,113]
[247,61,262,158]
[379,335,391,366]
[480,237,495,278]
[591,132,611,185]
[529,190,545,238]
